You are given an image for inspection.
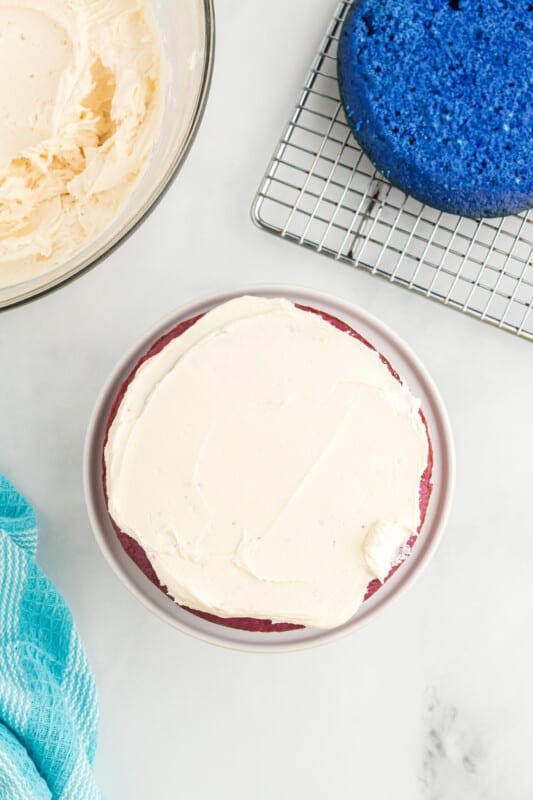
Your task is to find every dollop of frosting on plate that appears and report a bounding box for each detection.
[0,0,163,284]
[105,297,430,629]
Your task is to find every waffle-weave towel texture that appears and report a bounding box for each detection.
[0,473,101,800]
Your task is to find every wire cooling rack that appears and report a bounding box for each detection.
[252,0,533,342]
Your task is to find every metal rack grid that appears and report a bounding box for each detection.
[252,0,533,342]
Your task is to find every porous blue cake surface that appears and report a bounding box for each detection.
[337,0,533,218]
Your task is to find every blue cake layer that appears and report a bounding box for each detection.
[337,0,533,218]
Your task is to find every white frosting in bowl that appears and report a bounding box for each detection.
[104,297,430,629]
[0,0,163,283]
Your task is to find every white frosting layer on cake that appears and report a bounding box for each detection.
[0,0,163,283]
[105,297,429,629]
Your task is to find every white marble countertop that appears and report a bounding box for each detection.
[1,1,532,797]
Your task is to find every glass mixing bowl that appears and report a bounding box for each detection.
[0,0,214,309]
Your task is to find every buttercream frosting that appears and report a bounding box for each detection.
[0,0,163,284]
[105,297,430,629]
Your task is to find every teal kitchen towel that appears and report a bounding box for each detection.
[0,474,101,799]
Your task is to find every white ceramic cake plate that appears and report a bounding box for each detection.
[84,286,455,653]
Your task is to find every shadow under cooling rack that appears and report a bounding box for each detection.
[252,0,533,342]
